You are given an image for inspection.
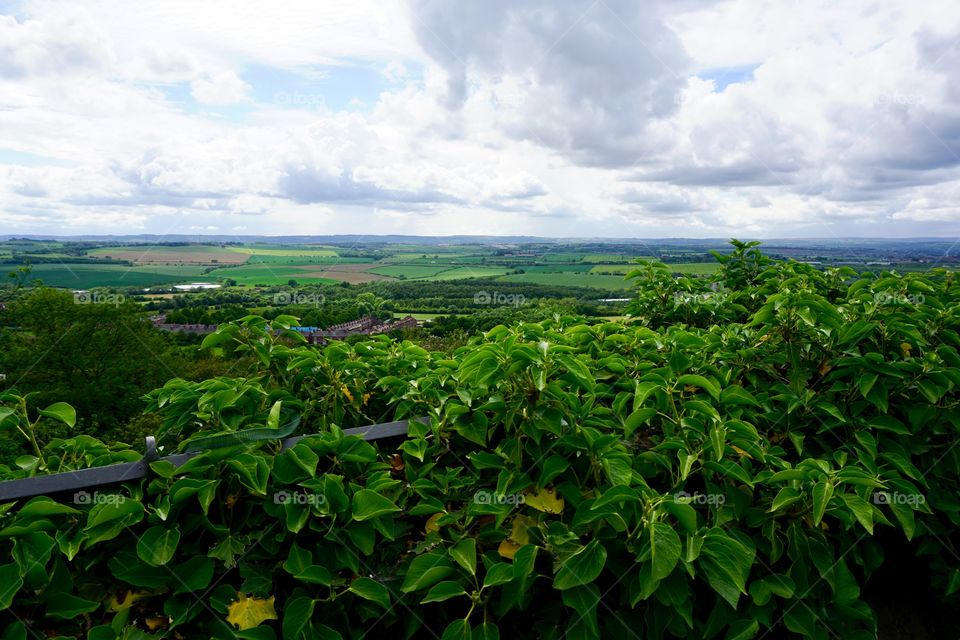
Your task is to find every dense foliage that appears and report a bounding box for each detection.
[0,246,958,638]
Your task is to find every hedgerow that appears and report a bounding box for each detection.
[0,247,958,638]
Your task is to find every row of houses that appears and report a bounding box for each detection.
[150,315,420,344]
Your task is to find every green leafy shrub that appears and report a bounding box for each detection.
[0,248,958,638]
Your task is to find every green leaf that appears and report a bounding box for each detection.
[699,530,755,608]
[39,402,76,427]
[349,577,391,610]
[136,525,180,567]
[624,408,657,437]
[662,501,698,533]
[887,500,916,540]
[591,486,639,511]
[472,622,500,640]
[725,619,759,640]
[0,563,23,610]
[858,373,879,398]
[840,494,874,534]
[46,593,99,619]
[709,424,726,461]
[483,563,515,588]
[0,407,15,429]
[83,498,145,546]
[812,479,833,525]
[676,374,720,401]
[16,497,80,518]
[649,523,681,581]
[294,565,332,585]
[352,489,401,521]
[266,400,282,430]
[769,487,802,512]
[720,386,760,407]
[281,596,315,640]
[450,538,477,577]
[561,585,601,638]
[226,454,271,495]
[421,581,467,603]
[553,540,607,590]
[282,543,311,575]
[401,552,455,593]
[172,556,216,594]
[441,620,471,640]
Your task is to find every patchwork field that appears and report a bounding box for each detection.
[202,265,338,285]
[87,245,249,265]
[496,272,632,290]
[22,264,208,288]
[369,264,454,279]
[430,267,512,280]
[224,246,339,257]
[522,265,594,273]
[589,263,719,275]
[5,241,727,290]
[245,255,372,265]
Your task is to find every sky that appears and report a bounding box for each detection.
[0,0,959,238]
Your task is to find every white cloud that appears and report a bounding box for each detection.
[0,0,957,238]
[190,71,251,105]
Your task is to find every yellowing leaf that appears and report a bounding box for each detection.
[731,445,753,460]
[106,589,153,612]
[425,513,443,534]
[498,539,521,560]
[525,487,564,514]
[145,617,168,631]
[508,514,534,546]
[499,514,535,559]
[342,386,354,402]
[226,593,277,630]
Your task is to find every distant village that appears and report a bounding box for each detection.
[150,314,419,344]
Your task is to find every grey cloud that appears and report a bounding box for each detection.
[0,15,110,79]
[410,0,692,167]
[278,166,463,208]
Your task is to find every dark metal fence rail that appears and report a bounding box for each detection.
[0,417,425,503]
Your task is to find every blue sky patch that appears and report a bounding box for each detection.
[245,63,405,111]
[0,148,73,167]
[697,64,760,91]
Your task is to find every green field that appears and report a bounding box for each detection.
[497,272,632,290]
[86,245,248,265]
[369,264,454,279]
[245,255,371,265]
[22,264,209,288]
[204,265,339,286]
[589,263,719,275]
[225,247,339,257]
[369,264,511,280]
[523,265,594,273]
[428,267,511,280]
[580,253,647,263]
